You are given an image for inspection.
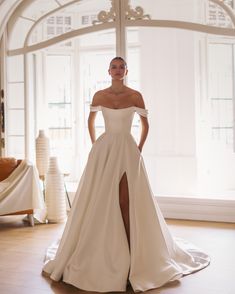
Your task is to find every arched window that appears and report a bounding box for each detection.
[1,0,235,221]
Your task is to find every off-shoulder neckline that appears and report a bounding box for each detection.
[90,105,146,111]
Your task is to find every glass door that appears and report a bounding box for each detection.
[44,54,73,173]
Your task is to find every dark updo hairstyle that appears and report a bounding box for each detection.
[109,56,127,68]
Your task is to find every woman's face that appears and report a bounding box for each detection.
[108,60,128,80]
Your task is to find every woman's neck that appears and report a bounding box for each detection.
[110,80,125,94]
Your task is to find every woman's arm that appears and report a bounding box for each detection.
[88,92,101,144]
[138,116,149,152]
[88,111,97,144]
[133,91,149,152]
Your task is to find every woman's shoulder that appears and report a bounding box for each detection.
[91,90,106,106]
[125,87,142,99]
[93,89,106,98]
[127,88,145,108]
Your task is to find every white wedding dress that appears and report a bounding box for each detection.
[42,105,210,292]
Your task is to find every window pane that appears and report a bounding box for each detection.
[46,55,71,103]
[7,136,25,159]
[7,56,24,82]
[29,0,112,46]
[79,29,115,47]
[44,54,73,172]
[209,43,234,148]
[8,110,24,136]
[129,0,202,23]
[207,0,234,27]
[126,31,141,142]
[8,83,24,109]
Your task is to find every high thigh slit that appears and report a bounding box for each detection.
[119,172,130,248]
[42,105,210,293]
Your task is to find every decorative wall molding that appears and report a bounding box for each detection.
[92,0,116,24]
[92,0,150,25]
[124,3,150,20]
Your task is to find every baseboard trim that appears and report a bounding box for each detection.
[156,196,235,223]
[68,187,235,223]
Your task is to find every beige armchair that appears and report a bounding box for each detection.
[0,157,34,226]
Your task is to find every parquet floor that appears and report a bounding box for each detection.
[0,216,234,294]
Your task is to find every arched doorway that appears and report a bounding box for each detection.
[1,0,235,221]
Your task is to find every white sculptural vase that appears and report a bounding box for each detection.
[45,157,67,223]
[35,130,50,178]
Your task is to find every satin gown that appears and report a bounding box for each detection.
[42,105,210,292]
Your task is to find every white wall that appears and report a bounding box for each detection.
[138,1,199,196]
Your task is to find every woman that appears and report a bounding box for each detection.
[42,57,209,292]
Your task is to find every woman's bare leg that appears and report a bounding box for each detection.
[119,172,130,248]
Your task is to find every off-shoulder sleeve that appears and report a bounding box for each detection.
[134,107,148,117]
[90,105,101,112]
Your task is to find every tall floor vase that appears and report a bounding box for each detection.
[35,130,50,178]
[45,157,67,223]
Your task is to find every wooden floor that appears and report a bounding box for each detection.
[0,216,234,294]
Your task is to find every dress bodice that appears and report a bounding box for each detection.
[90,105,148,134]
